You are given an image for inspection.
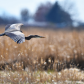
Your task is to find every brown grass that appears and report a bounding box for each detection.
[0,26,84,83]
[0,68,83,84]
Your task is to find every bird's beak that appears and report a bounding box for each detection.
[39,36,45,38]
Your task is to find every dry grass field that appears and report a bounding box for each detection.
[0,26,84,84]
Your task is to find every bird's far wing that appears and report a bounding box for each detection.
[11,23,23,31]
[5,31,25,44]
[5,24,11,31]
[5,23,23,32]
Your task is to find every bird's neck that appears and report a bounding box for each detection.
[25,37,31,40]
[25,35,35,40]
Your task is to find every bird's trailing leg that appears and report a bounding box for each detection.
[0,33,5,36]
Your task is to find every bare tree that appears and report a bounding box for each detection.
[21,9,29,22]
[34,2,52,22]
[59,0,79,21]
[46,2,72,26]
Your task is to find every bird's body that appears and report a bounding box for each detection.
[0,23,45,44]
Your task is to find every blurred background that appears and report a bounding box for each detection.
[0,1,84,83]
[0,0,84,29]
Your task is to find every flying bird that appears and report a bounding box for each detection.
[0,23,45,44]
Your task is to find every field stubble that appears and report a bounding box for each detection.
[0,27,84,83]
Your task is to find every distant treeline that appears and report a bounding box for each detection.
[0,1,83,27]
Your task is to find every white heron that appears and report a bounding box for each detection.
[0,23,45,44]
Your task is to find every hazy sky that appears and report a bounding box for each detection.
[0,0,84,22]
[0,0,56,16]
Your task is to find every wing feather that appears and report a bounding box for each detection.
[5,24,11,31]
[5,31,25,44]
[5,23,23,32]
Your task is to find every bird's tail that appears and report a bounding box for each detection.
[0,33,5,36]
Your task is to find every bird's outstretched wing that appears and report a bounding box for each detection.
[5,31,25,44]
[5,24,11,31]
[5,23,23,32]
